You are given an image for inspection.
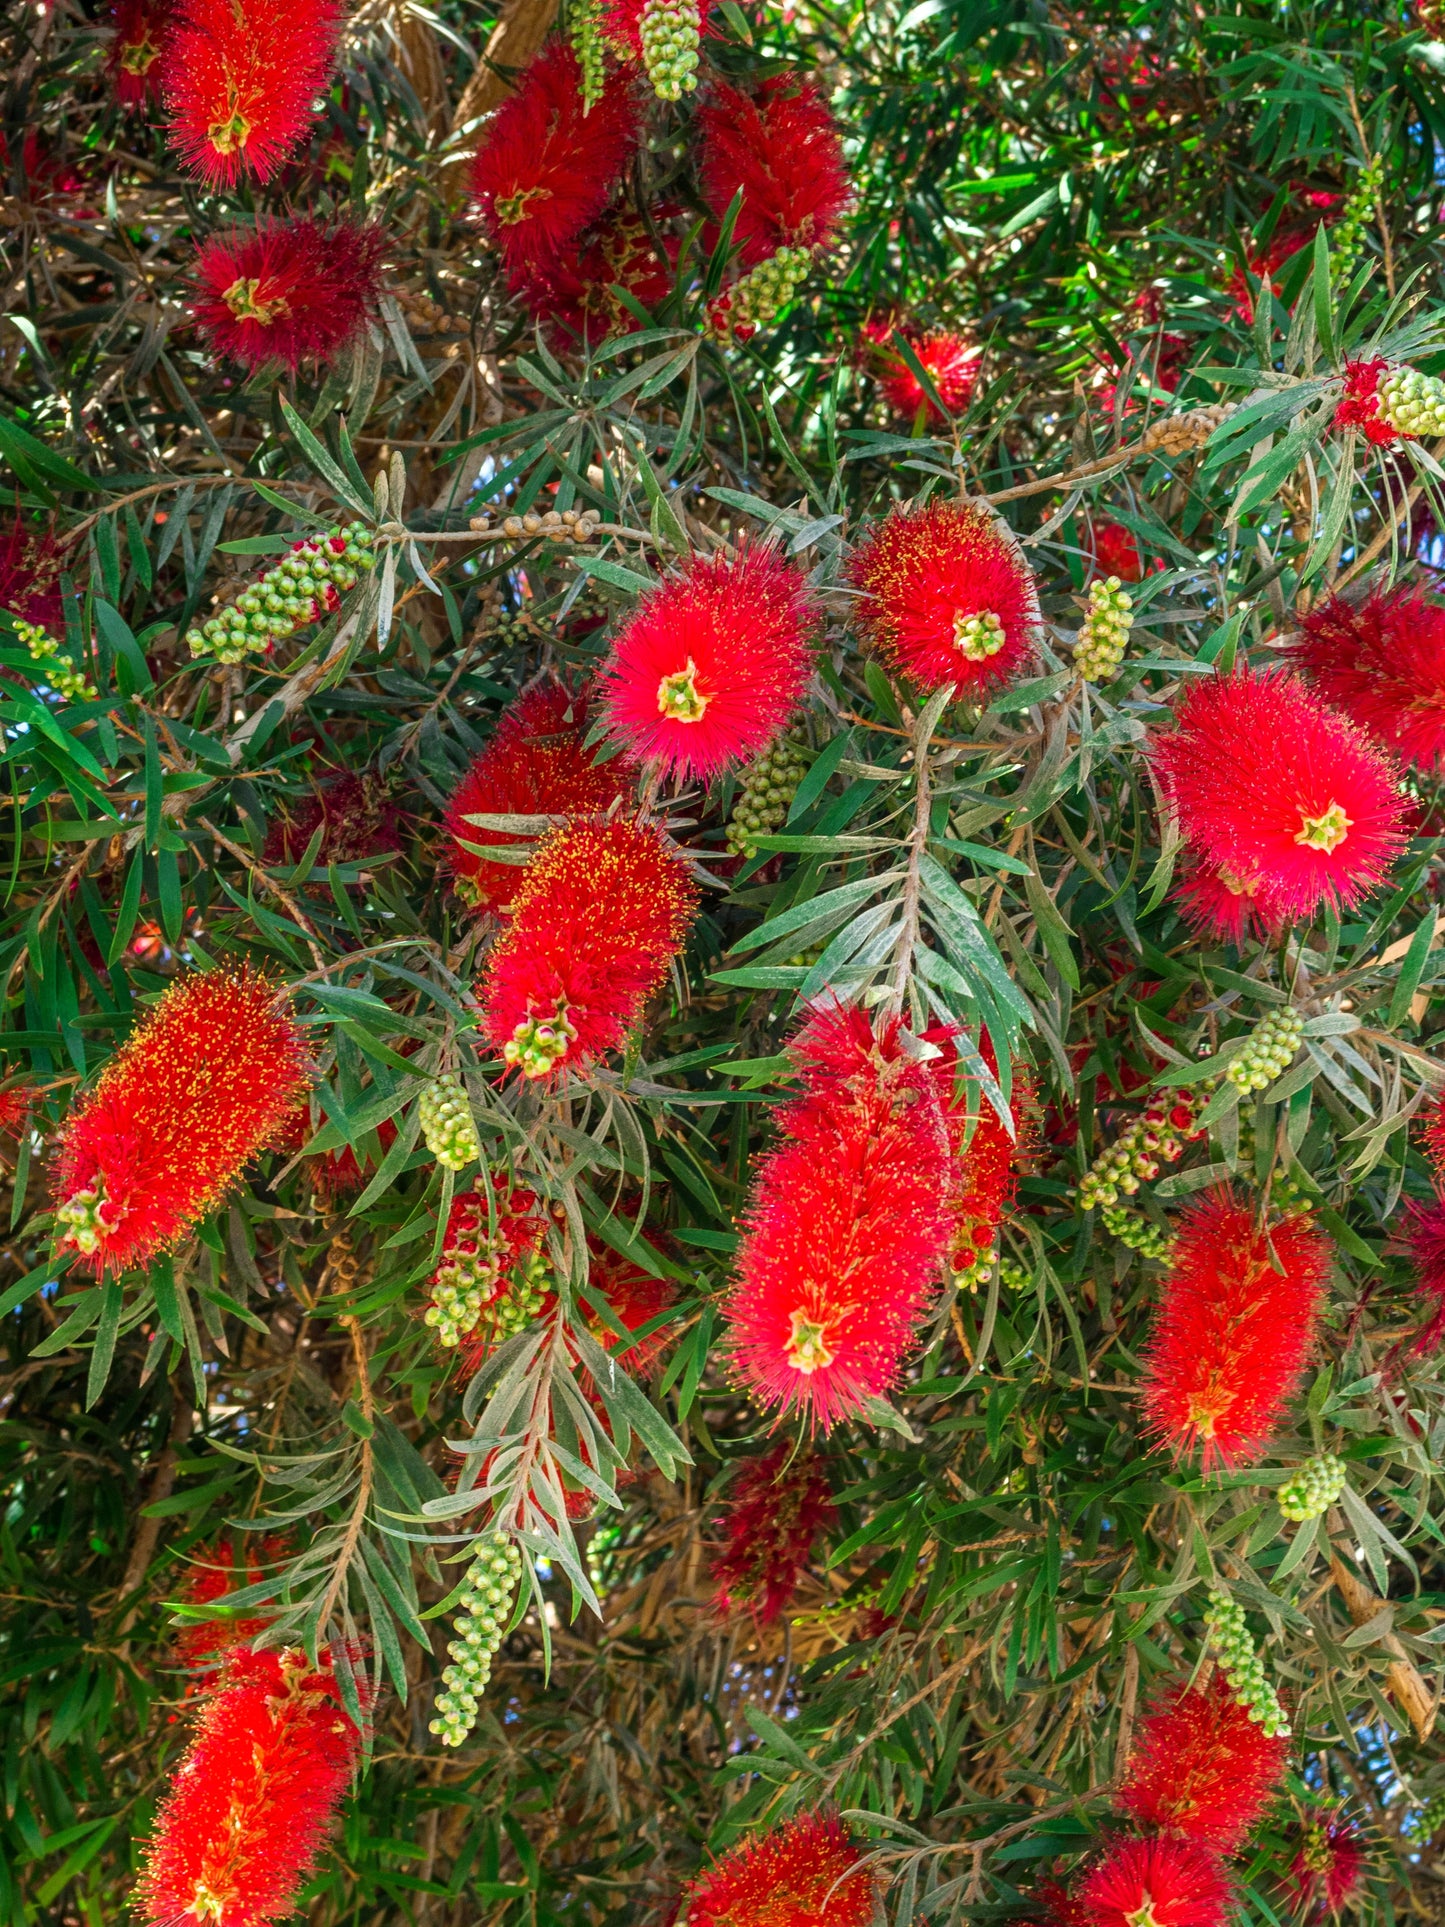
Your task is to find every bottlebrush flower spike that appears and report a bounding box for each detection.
[161,0,344,188]
[0,1082,34,1139]
[108,0,170,105]
[849,498,1041,699]
[724,1001,955,1431]
[173,1536,285,1676]
[1423,1093,1445,1187]
[925,1030,1036,1287]
[877,329,982,424]
[137,1647,367,1927]
[581,1238,678,1382]
[480,816,698,1080]
[1148,666,1408,931]
[682,1809,876,1927]
[1389,1194,1445,1361]
[52,970,311,1276]
[446,681,630,914]
[1116,1674,1289,1850]
[191,218,388,374]
[516,206,678,340]
[1284,582,1445,774]
[1139,1190,1331,1470]
[696,76,851,269]
[1075,1835,1232,1927]
[1288,1809,1366,1919]
[471,42,638,276]
[1170,853,1283,947]
[262,771,401,868]
[0,510,67,631]
[710,1438,836,1625]
[600,546,818,785]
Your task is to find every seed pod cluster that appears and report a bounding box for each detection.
[429,1535,523,1747]
[1077,1089,1205,1210]
[1277,1452,1347,1523]
[1100,1202,1174,1260]
[638,0,699,99]
[186,524,375,663]
[706,245,813,343]
[1073,575,1134,683]
[1226,1006,1303,1093]
[725,735,808,858]
[1377,366,1445,439]
[14,617,97,703]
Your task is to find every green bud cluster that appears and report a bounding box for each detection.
[1204,1587,1291,1737]
[15,618,98,703]
[504,1010,578,1079]
[426,1243,551,1348]
[1100,1203,1174,1260]
[55,1182,111,1255]
[418,1073,482,1171]
[1278,1453,1347,1524]
[953,608,1006,662]
[1330,154,1384,286]
[1226,1005,1303,1093]
[997,1257,1031,1292]
[1378,366,1445,440]
[638,0,699,99]
[186,523,375,664]
[1073,576,1133,683]
[429,1534,523,1747]
[570,0,606,111]
[707,246,813,342]
[1234,1114,1310,1215]
[1077,1090,1203,1209]
[952,1246,996,1292]
[726,735,808,858]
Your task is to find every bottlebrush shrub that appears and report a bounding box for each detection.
[1116,1674,1289,1850]
[444,680,629,913]
[601,545,818,784]
[52,971,311,1275]
[724,1001,955,1430]
[709,1437,836,1624]
[107,0,170,106]
[1284,581,1445,773]
[696,76,851,268]
[479,816,698,1080]
[849,497,1041,697]
[1074,1835,1232,1927]
[1138,1191,1330,1469]
[681,1808,877,1927]
[470,41,638,278]
[1147,665,1409,933]
[137,1647,368,1927]
[161,0,344,187]
[876,328,982,423]
[190,217,388,374]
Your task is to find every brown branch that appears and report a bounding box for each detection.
[115,1393,195,1641]
[1329,1541,1437,1743]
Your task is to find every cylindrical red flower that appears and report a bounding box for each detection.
[682,1809,876,1927]
[1116,1674,1289,1850]
[1288,1809,1366,1919]
[600,546,817,784]
[1075,1835,1232,1927]
[53,970,311,1276]
[108,0,171,105]
[444,681,630,914]
[161,0,344,188]
[173,1536,285,1677]
[724,1002,955,1431]
[1139,1190,1331,1469]
[479,816,698,1081]
[925,1029,1037,1284]
[1284,582,1445,773]
[849,498,1041,698]
[696,76,851,269]
[709,1438,836,1625]
[137,1647,367,1927]
[1148,665,1408,930]
[877,329,981,423]
[0,510,67,631]
[471,42,638,277]
[191,218,387,373]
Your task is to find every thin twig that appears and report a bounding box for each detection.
[200,817,326,969]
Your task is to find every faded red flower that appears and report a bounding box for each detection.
[444,681,631,914]
[471,43,638,277]
[1076,1835,1232,1927]
[161,0,344,188]
[1332,357,1399,447]
[173,1536,286,1677]
[601,546,817,784]
[0,510,67,631]
[1423,1093,1445,1187]
[1284,582,1445,774]
[710,1438,836,1624]
[517,206,678,339]
[53,970,311,1276]
[724,1002,955,1431]
[1288,1810,1366,1919]
[479,816,698,1081]
[108,0,171,105]
[849,498,1041,698]
[1117,1674,1290,1850]
[1149,666,1408,931]
[682,1809,876,1927]
[1139,1190,1331,1469]
[137,1646,368,1927]
[191,218,387,373]
[696,76,850,269]
[876,329,982,424]
[1390,1194,1445,1361]
[262,771,401,868]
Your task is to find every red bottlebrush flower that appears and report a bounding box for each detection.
[161,0,344,188]
[1333,357,1399,447]
[696,76,851,269]
[108,0,170,105]
[516,206,678,339]
[0,1081,34,1138]
[1422,1092,1445,1187]
[1116,1674,1289,1850]
[444,681,631,914]
[724,1002,955,1431]
[583,1238,678,1381]
[53,970,311,1277]
[1288,1810,1366,1919]
[1093,518,1143,584]
[849,498,1041,699]
[1284,582,1445,774]
[191,218,387,374]
[0,510,67,632]
[1148,666,1409,930]
[137,1646,367,1927]
[1139,1190,1330,1470]
[682,1809,876,1927]
[600,546,818,785]
[471,43,638,277]
[1389,1193,1445,1360]
[876,329,982,423]
[925,1030,1037,1283]
[479,816,698,1081]
[173,1537,285,1677]
[709,1438,836,1625]
[262,772,401,867]
[1076,1836,1232,1927]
